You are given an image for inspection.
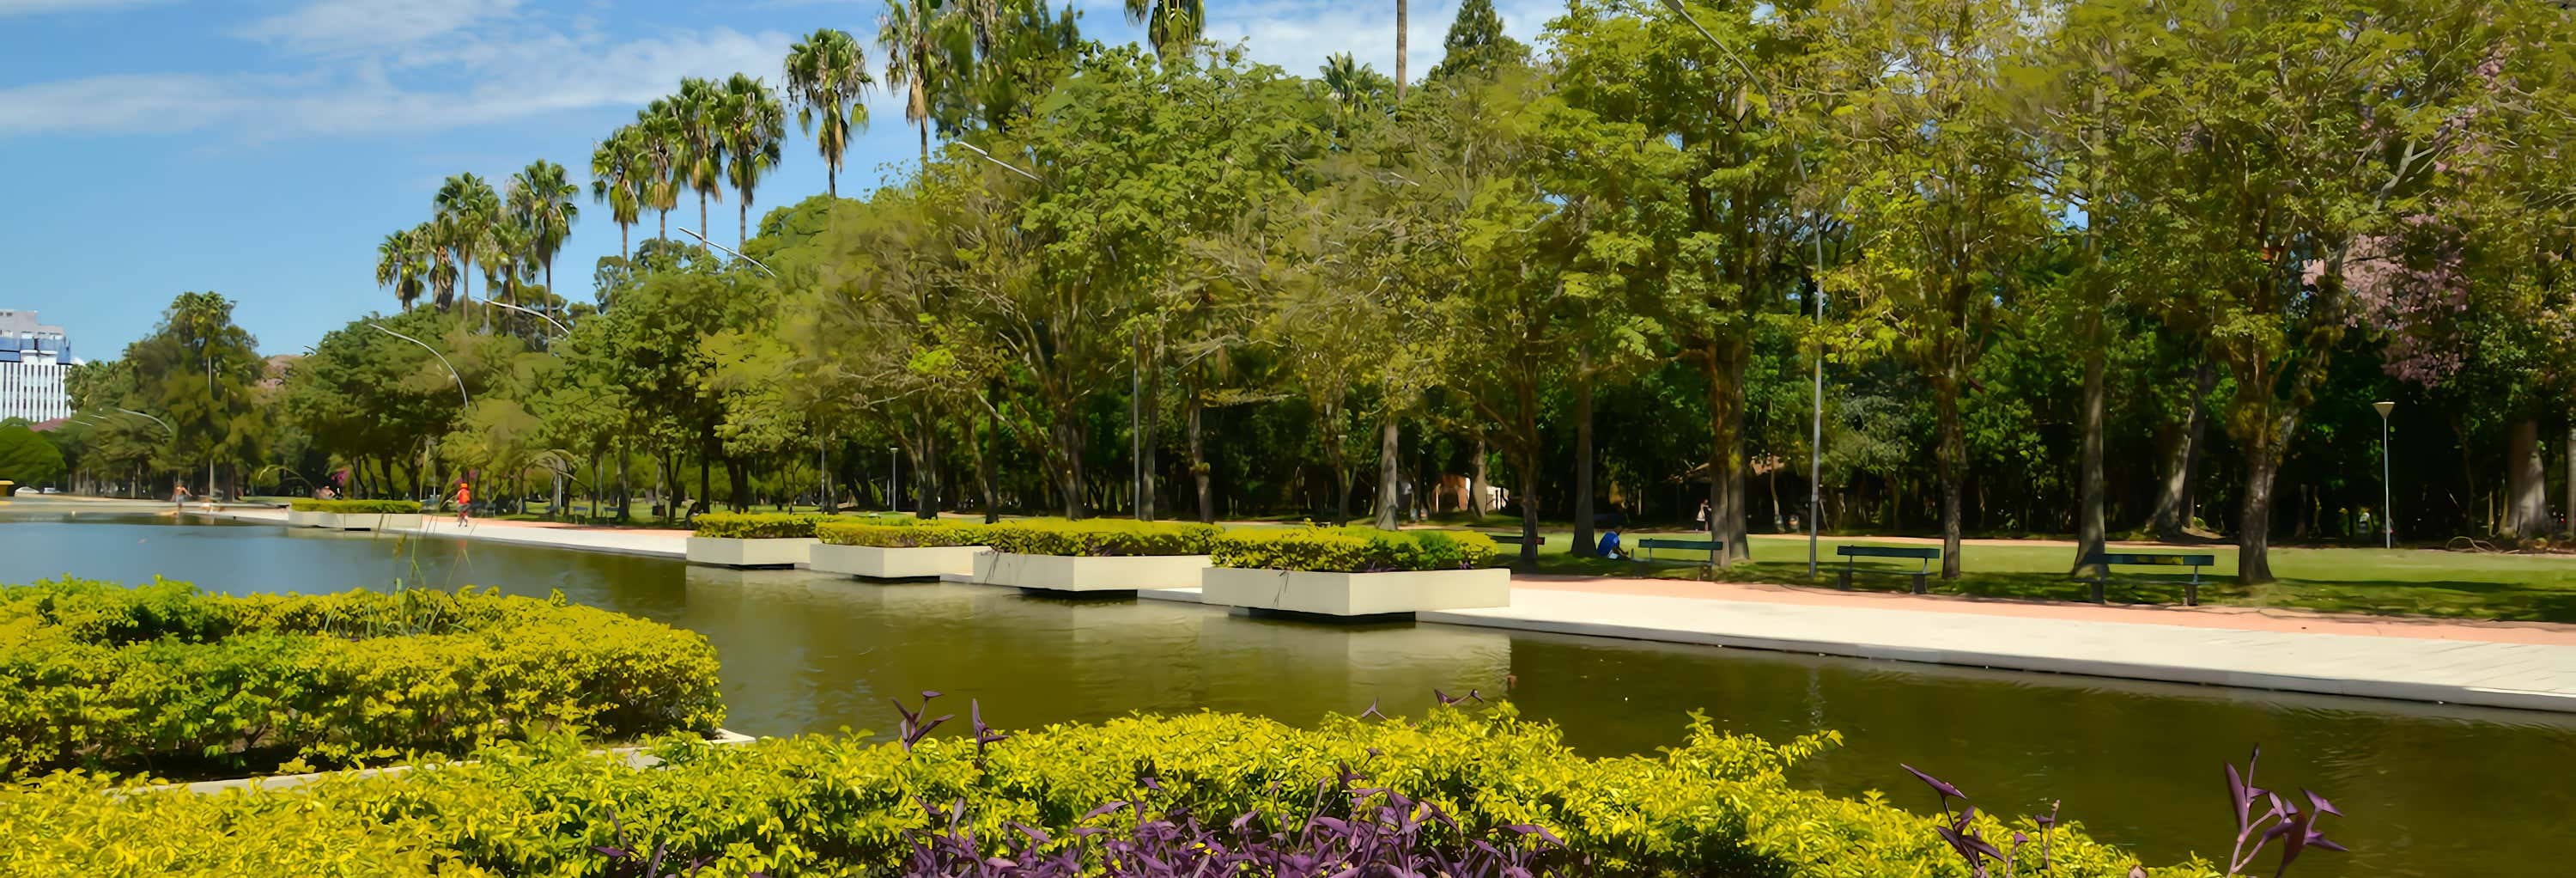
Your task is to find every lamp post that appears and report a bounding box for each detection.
[2373,400,2396,548]
[890,447,899,513]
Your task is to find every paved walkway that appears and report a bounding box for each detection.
[204,508,2576,713]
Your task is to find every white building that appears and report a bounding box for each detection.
[0,309,73,423]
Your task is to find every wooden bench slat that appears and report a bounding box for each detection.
[2078,551,2215,606]
[1635,539,1716,550]
[1831,544,1937,594]
[1835,545,1942,559]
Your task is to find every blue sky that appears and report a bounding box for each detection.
[0,0,1550,359]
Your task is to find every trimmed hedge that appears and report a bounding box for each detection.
[690,513,833,539]
[817,519,988,548]
[1212,526,1498,572]
[0,706,2160,877]
[0,578,724,782]
[287,499,422,514]
[979,517,1222,557]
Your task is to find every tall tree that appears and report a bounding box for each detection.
[785,28,876,198]
[634,105,685,241]
[671,77,729,243]
[718,74,787,249]
[880,0,954,162]
[1428,0,1528,81]
[374,228,428,310]
[433,173,501,312]
[508,159,580,302]
[590,127,646,259]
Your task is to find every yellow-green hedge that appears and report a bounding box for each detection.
[979,517,1222,557]
[690,513,834,539]
[287,499,422,514]
[0,706,2164,877]
[817,519,988,548]
[0,578,723,782]
[1211,526,1498,572]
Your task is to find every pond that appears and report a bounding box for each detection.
[3,509,2568,877]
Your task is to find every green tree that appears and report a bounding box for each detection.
[1122,0,1203,57]
[785,28,876,198]
[374,227,429,310]
[1428,0,1528,82]
[0,426,65,486]
[591,126,647,258]
[718,74,787,249]
[508,159,581,304]
[434,173,501,312]
[880,0,959,162]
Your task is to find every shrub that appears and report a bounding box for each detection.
[692,513,834,540]
[288,499,422,514]
[817,520,988,548]
[0,578,724,782]
[979,518,1222,557]
[1211,527,1498,572]
[0,704,2160,878]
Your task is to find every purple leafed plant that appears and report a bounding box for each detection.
[893,689,952,752]
[593,811,767,878]
[1903,746,2347,878]
[2221,747,2346,877]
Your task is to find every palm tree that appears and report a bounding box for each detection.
[718,74,787,249]
[1123,0,1205,56]
[878,0,950,162]
[433,173,500,311]
[671,78,727,241]
[1396,0,1408,100]
[508,159,580,298]
[374,229,427,309]
[591,126,645,258]
[785,28,874,198]
[420,220,459,309]
[634,106,683,241]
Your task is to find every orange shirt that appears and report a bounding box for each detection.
[457,485,472,504]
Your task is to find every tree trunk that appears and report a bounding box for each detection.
[1188,382,1213,524]
[1571,376,1595,554]
[617,441,631,522]
[917,420,941,521]
[2072,330,2108,575]
[1375,418,1400,531]
[975,408,999,523]
[1138,354,1157,522]
[1468,438,1487,521]
[1701,340,1753,565]
[2149,362,2215,540]
[1936,378,1965,580]
[1513,454,1543,568]
[2565,418,2573,540]
[1054,416,1086,519]
[739,201,750,251]
[1395,0,1408,100]
[2239,438,2283,584]
[2506,418,2549,540]
[727,456,750,511]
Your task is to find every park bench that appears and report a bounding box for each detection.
[2079,551,2216,606]
[1633,537,1722,570]
[1834,544,1941,594]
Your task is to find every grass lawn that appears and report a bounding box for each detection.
[1497,529,2576,624]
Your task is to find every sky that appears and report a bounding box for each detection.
[0,0,1553,360]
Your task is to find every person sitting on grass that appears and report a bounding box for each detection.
[1596,528,1626,561]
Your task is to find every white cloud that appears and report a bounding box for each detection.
[0,73,250,135]
[2,18,795,140]
[235,0,524,55]
[0,0,167,16]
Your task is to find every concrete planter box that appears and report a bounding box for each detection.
[1200,567,1511,617]
[686,536,819,569]
[287,509,328,527]
[333,513,424,532]
[972,552,1212,593]
[811,543,987,580]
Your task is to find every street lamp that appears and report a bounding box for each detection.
[362,322,469,409]
[2373,400,2396,548]
[677,227,780,278]
[889,447,900,513]
[483,298,570,335]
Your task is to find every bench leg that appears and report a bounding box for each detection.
[2185,577,2198,607]
[1910,574,1927,595]
[1837,568,1851,590]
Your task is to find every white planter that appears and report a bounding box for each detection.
[287,509,326,527]
[1200,567,1511,617]
[686,536,820,568]
[810,543,987,579]
[335,513,424,532]
[971,552,1212,593]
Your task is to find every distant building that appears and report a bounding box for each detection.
[0,309,73,423]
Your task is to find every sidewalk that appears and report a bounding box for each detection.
[209,509,2576,713]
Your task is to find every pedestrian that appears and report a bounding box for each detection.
[453,480,473,527]
[1695,500,1710,534]
[169,482,191,514]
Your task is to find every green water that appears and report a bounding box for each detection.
[3,509,2568,877]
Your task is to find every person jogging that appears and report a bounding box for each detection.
[452,480,473,527]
